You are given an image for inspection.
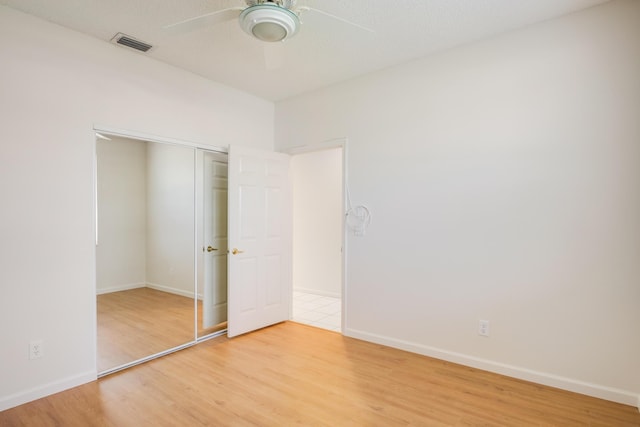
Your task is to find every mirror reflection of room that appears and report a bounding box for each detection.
[197,151,229,338]
[95,136,197,373]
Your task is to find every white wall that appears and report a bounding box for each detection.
[291,148,343,297]
[96,138,147,293]
[276,0,640,406]
[146,142,195,297]
[0,5,273,410]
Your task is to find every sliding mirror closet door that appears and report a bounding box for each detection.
[96,135,196,373]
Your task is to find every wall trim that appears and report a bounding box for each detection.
[293,287,341,299]
[146,282,196,299]
[96,282,145,295]
[100,283,199,299]
[93,125,228,153]
[0,371,96,412]
[344,327,638,407]
[280,137,347,155]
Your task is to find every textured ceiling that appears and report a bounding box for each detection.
[0,0,610,101]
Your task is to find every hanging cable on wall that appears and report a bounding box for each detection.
[345,186,371,236]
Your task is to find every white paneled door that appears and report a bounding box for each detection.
[227,146,292,338]
[202,151,229,329]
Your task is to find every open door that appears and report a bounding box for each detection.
[227,145,292,337]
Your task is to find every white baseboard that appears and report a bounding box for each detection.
[97,283,201,299]
[96,282,145,295]
[0,370,96,412]
[293,287,341,299]
[344,327,638,408]
[146,282,196,299]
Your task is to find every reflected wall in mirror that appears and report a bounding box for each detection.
[96,135,196,373]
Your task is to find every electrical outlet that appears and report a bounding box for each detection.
[478,320,490,337]
[29,340,43,360]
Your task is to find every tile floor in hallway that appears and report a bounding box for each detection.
[292,291,341,332]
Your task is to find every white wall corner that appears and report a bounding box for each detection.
[96,282,146,295]
[0,371,96,412]
[343,328,639,408]
[145,283,196,299]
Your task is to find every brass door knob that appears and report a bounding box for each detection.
[206,246,218,252]
[232,248,244,255]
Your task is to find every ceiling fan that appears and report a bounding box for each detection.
[164,0,373,43]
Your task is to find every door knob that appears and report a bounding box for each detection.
[232,248,244,255]
[206,246,218,252]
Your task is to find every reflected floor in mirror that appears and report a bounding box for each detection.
[97,288,225,372]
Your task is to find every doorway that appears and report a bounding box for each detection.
[290,146,344,332]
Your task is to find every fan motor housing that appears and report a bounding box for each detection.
[239,4,300,42]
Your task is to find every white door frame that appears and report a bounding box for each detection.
[282,138,348,333]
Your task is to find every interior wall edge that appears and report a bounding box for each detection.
[0,371,96,412]
[344,327,639,408]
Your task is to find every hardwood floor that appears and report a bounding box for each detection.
[3,322,639,426]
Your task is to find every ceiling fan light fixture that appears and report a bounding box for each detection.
[239,4,299,42]
[252,21,286,42]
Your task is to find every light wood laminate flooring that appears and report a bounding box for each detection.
[3,322,639,426]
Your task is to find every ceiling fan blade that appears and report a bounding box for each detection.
[263,43,285,70]
[163,7,243,34]
[299,7,374,33]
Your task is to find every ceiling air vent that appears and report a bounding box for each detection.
[110,33,153,53]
